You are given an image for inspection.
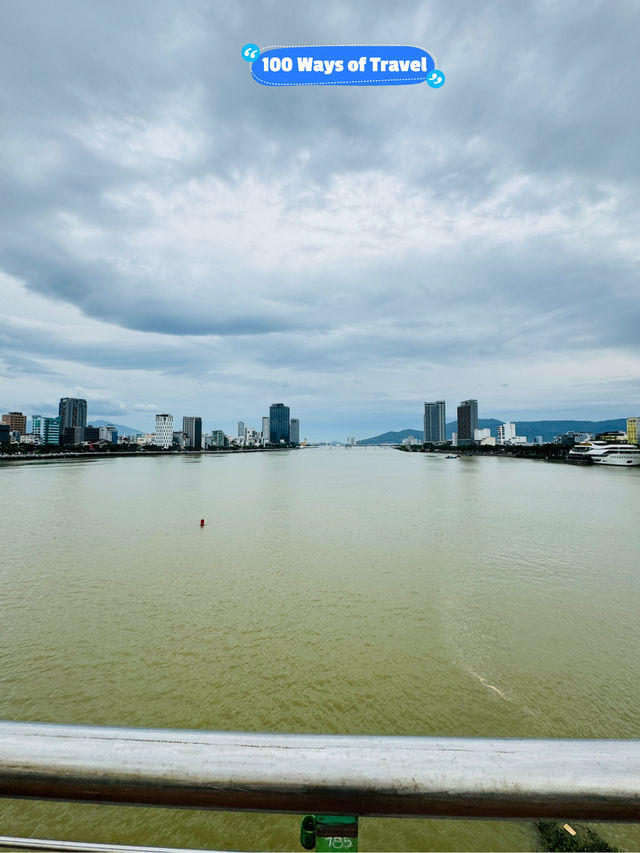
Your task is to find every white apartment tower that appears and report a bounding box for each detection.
[497,422,516,444]
[155,414,174,448]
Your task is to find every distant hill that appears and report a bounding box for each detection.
[358,429,423,445]
[359,419,628,445]
[87,419,143,437]
[506,419,627,443]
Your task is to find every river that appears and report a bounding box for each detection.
[1,448,639,851]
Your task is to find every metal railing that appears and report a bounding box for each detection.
[0,838,231,853]
[1,720,639,821]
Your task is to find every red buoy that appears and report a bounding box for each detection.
[200,518,205,527]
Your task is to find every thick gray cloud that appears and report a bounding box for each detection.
[0,0,638,438]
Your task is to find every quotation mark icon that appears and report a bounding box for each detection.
[241,43,260,62]
[427,70,445,88]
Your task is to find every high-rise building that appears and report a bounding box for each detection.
[457,399,478,444]
[269,403,290,444]
[237,421,246,439]
[423,401,446,443]
[2,412,27,435]
[290,418,300,445]
[627,417,640,445]
[183,416,203,449]
[155,414,174,448]
[59,398,87,432]
[262,416,270,439]
[32,415,61,445]
[210,429,226,448]
[497,422,516,444]
[0,423,10,444]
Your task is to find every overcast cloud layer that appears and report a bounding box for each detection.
[1,0,638,439]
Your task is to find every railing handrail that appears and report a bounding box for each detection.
[1,720,639,820]
[0,837,231,853]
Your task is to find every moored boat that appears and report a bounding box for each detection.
[568,440,640,466]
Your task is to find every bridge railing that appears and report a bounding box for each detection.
[1,720,639,822]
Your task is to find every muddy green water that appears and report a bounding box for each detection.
[1,448,639,851]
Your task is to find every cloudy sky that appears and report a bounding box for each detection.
[1,1,638,440]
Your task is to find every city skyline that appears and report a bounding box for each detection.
[1,1,638,441]
[3,390,637,445]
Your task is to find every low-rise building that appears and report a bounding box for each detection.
[595,430,627,443]
[20,433,42,446]
[245,428,260,446]
[402,435,421,446]
[478,436,496,446]
[62,426,85,445]
[98,425,118,444]
[172,431,187,449]
[554,430,595,445]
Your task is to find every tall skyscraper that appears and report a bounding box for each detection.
[269,403,290,444]
[423,401,446,443]
[237,421,245,438]
[183,416,203,449]
[290,418,300,445]
[262,416,270,439]
[457,399,478,444]
[155,414,174,448]
[59,398,87,432]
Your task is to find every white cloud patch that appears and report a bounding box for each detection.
[1,0,639,437]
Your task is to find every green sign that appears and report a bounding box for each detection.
[301,815,358,852]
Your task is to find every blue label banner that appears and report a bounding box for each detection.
[250,45,437,87]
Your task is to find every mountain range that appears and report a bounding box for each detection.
[358,419,628,445]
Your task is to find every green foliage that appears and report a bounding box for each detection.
[536,821,619,852]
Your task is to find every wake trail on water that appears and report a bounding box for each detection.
[466,667,510,701]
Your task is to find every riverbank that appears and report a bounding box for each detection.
[398,443,576,462]
[0,447,296,462]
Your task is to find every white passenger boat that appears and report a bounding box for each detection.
[568,440,640,466]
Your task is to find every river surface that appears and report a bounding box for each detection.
[1,448,639,851]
